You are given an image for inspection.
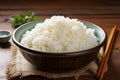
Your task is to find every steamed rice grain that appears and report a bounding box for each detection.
[21,16,98,52]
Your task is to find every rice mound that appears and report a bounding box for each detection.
[21,16,98,52]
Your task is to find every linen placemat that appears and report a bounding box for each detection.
[6,46,104,80]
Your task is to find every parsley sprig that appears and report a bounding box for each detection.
[11,10,40,28]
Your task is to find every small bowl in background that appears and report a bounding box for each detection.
[0,30,11,43]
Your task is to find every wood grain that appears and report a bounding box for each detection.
[0,1,120,80]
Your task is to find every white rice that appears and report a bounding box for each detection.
[21,16,98,52]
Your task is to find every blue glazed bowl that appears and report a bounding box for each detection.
[12,20,107,72]
[0,30,11,43]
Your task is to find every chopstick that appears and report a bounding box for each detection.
[96,25,117,80]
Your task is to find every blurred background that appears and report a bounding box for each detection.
[0,0,120,19]
[0,0,120,80]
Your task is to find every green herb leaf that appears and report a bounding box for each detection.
[32,16,40,21]
[10,10,40,28]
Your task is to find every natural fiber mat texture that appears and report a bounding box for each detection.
[6,46,103,80]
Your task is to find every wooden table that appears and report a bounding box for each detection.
[0,0,120,80]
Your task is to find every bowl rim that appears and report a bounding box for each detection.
[12,20,107,57]
[0,30,11,38]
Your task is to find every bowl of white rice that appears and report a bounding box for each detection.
[12,16,106,72]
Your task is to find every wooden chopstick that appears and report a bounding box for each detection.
[96,26,117,80]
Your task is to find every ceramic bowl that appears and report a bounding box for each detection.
[0,30,11,43]
[12,20,106,72]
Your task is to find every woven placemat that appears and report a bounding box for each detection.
[6,46,104,80]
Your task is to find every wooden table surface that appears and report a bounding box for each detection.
[0,0,120,80]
